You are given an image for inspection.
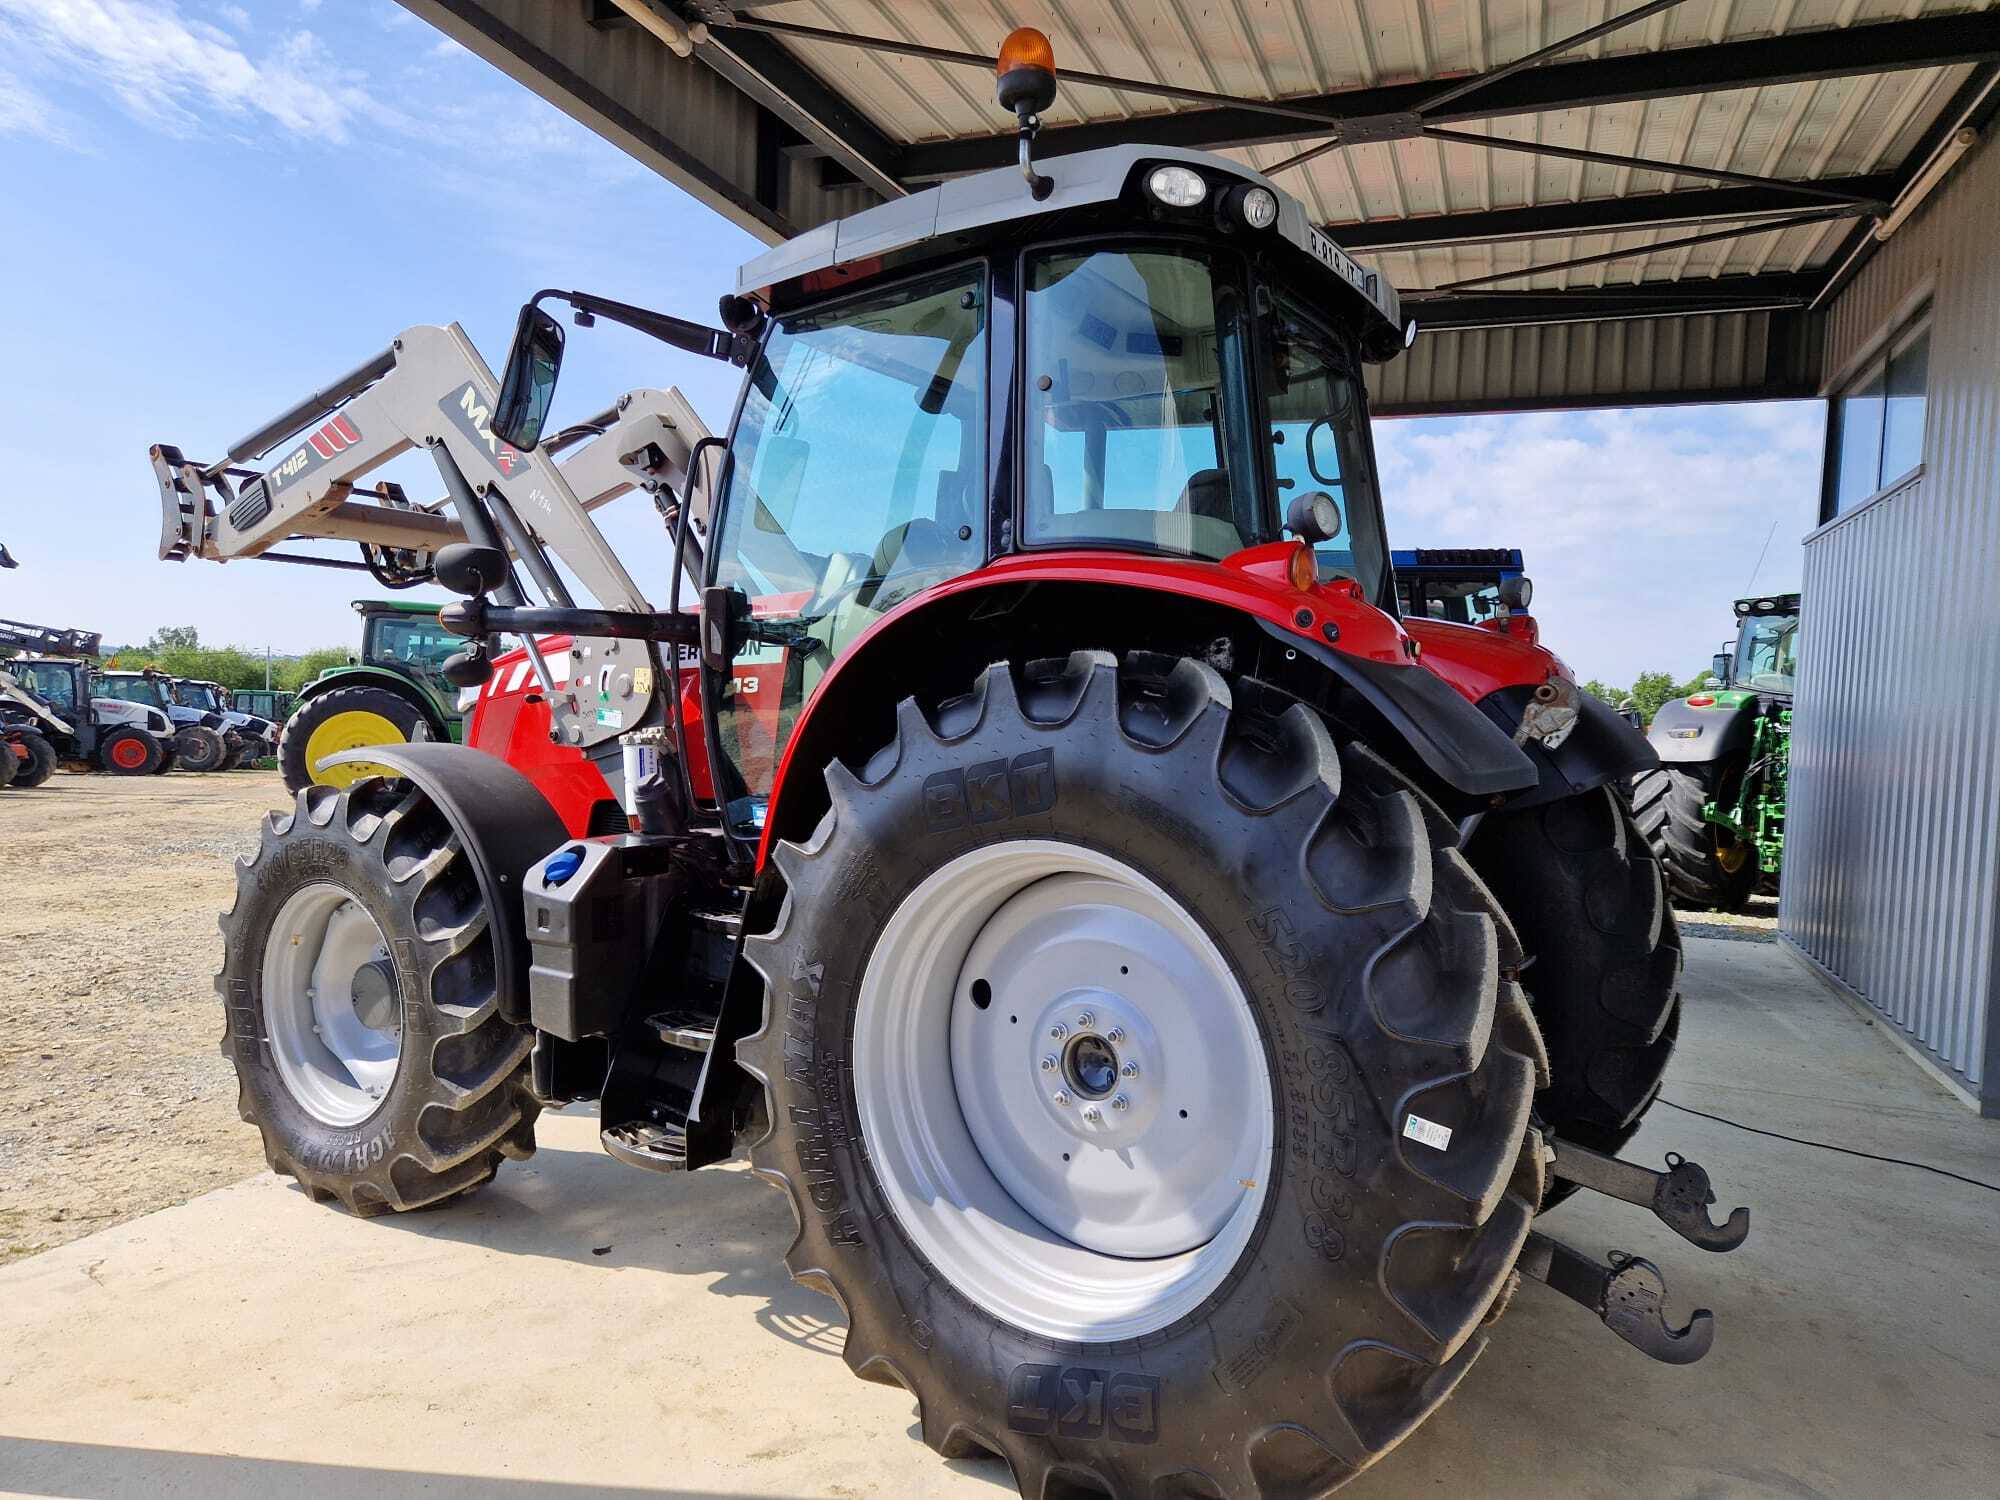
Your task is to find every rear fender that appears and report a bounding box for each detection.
[319,742,568,1026]
[1478,685,1659,809]
[757,564,1539,865]
[1648,694,1758,765]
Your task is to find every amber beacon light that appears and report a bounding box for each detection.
[996,27,1059,198]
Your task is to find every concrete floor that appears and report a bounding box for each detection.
[2,934,1996,1500]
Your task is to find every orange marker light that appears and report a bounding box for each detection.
[997,26,1056,77]
[1288,542,1317,592]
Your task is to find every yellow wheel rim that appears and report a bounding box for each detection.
[1714,826,1751,874]
[303,710,407,788]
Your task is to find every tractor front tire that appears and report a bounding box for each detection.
[4,731,56,788]
[1468,787,1682,1185]
[740,652,1546,1498]
[1631,763,1758,911]
[217,779,538,1214]
[100,726,164,776]
[174,724,231,773]
[282,686,428,794]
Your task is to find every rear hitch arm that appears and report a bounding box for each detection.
[1550,1138,1751,1252]
[1517,1231,1715,1366]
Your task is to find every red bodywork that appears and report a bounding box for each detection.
[470,547,1566,858]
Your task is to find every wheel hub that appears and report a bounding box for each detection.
[853,841,1274,1342]
[262,884,403,1126]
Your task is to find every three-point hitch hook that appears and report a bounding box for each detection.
[1518,1232,1716,1366]
[1550,1138,1751,1252]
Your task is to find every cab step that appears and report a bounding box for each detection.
[648,1011,715,1054]
[601,1119,688,1173]
[689,908,744,939]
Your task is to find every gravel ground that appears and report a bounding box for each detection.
[0,771,287,1262]
[1675,892,1780,942]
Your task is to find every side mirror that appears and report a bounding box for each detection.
[1710,653,1732,686]
[1498,575,1534,611]
[441,645,493,688]
[434,542,508,598]
[492,302,565,450]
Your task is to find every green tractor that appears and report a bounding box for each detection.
[1631,593,1798,910]
[279,599,465,793]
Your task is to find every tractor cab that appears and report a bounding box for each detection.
[495,134,1416,841]
[1714,593,1801,699]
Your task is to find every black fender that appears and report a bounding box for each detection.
[1647,695,1757,766]
[322,742,567,1026]
[1255,619,1538,798]
[1477,684,1660,811]
[296,668,453,739]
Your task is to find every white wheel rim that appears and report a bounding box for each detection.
[853,840,1274,1343]
[262,884,402,1127]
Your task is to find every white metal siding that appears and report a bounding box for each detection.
[1784,131,2000,1100]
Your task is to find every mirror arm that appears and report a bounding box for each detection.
[535,288,737,363]
[439,598,700,648]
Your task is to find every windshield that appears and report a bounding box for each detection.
[368,614,462,685]
[99,675,168,707]
[1396,573,1504,624]
[1022,247,1260,559]
[1263,289,1389,603]
[173,681,220,710]
[709,266,987,835]
[1736,613,1799,693]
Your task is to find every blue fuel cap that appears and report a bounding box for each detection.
[543,847,585,887]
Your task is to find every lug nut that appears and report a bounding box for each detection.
[1052,1089,1072,1107]
[1076,1011,1096,1028]
[1105,1026,1125,1043]
[1111,1094,1130,1111]
[1049,1023,1068,1041]
[1082,1104,1102,1123]
[1120,1061,1139,1078]
[1040,1054,1058,1072]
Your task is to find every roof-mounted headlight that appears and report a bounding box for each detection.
[1145,165,1207,209]
[1224,182,1278,230]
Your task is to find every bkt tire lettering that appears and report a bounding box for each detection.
[923,749,1056,832]
[1006,1363,1159,1444]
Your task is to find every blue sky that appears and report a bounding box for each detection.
[0,0,1820,686]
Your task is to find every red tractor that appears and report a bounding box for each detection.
[214,35,1742,1497]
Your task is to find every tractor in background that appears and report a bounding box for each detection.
[230,686,295,724]
[1632,593,1798,910]
[0,649,176,776]
[276,601,467,791]
[1391,546,1531,625]
[169,677,278,767]
[94,668,237,772]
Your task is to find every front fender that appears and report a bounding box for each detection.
[297,665,454,734]
[321,742,567,1026]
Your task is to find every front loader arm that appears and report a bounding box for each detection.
[151,326,711,615]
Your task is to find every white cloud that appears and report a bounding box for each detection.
[1375,402,1825,684]
[0,0,398,142]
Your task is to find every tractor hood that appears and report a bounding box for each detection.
[1402,616,1571,706]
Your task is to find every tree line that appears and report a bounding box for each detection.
[98,626,350,693]
[1577,668,1714,724]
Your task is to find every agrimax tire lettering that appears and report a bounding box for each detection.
[1279,1026,1361,1263]
[1248,906,1324,1013]
[1007,1364,1160,1444]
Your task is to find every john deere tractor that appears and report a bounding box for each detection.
[1632,593,1798,910]
[170,35,1751,1494]
[278,600,465,791]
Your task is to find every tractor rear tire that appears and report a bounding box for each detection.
[739,652,1546,1498]
[100,726,164,776]
[1631,763,1758,911]
[217,779,539,1214]
[1468,787,1682,1190]
[282,686,428,794]
[4,731,56,788]
[0,740,16,788]
[174,724,230,773]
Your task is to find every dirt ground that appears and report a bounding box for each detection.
[0,770,1784,1266]
[0,771,286,1263]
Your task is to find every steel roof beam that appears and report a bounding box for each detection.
[1329,174,1897,250]
[1408,273,1817,327]
[900,12,2000,178]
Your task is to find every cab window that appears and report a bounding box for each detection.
[1023,247,1261,559]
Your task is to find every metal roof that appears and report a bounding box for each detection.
[398,0,2000,410]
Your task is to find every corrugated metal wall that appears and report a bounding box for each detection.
[1784,131,2000,1107]
[1369,309,1818,416]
